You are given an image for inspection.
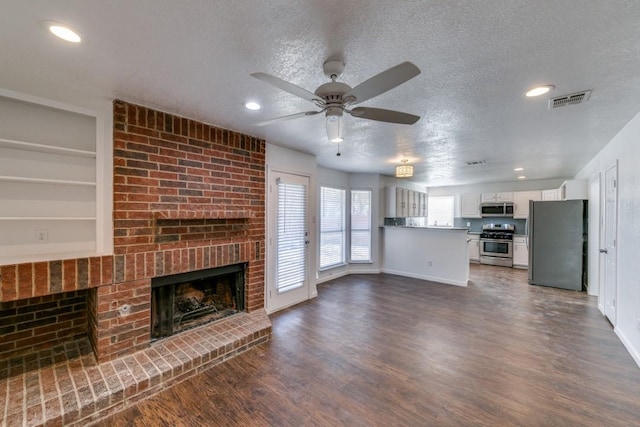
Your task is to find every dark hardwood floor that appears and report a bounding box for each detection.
[95,264,640,426]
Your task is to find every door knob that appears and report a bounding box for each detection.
[599,249,608,254]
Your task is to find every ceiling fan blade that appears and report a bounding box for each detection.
[349,107,420,125]
[344,62,421,105]
[254,110,322,126]
[251,72,324,104]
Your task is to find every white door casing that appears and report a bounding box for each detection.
[603,163,618,324]
[588,173,600,298]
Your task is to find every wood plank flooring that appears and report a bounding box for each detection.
[94,264,640,426]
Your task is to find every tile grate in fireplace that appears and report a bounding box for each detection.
[151,263,246,341]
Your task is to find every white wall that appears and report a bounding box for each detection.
[575,111,640,367]
[382,227,469,287]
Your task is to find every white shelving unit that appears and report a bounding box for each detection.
[0,91,106,265]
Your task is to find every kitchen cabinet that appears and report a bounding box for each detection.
[397,187,408,217]
[513,191,541,219]
[419,192,427,217]
[468,234,480,262]
[385,187,427,217]
[512,236,528,268]
[459,193,481,218]
[541,189,560,201]
[559,179,588,200]
[481,192,513,203]
[0,92,103,265]
[408,190,419,217]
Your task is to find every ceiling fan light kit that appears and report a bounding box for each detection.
[326,110,344,143]
[251,59,422,143]
[395,159,414,178]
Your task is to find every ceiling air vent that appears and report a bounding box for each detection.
[549,90,592,109]
[465,160,486,166]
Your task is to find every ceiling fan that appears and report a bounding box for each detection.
[251,60,421,142]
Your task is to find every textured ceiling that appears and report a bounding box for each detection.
[2,0,640,186]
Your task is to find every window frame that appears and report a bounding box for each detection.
[427,195,455,227]
[349,188,372,263]
[319,186,347,270]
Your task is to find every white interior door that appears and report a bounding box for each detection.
[266,171,310,313]
[603,163,618,324]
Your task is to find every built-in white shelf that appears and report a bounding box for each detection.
[0,89,107,266]
[0,175,96,186]
[0,137,96,158]
[0,217,96,221]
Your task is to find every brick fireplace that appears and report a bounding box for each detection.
[0,101,271,425]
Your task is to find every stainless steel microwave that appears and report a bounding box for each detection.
[480,202,514,217]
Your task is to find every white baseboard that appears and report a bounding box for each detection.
[381,268,468,287]
[316,267,382,285]
[615,327,640,369]
[316,269,350,285]
[347,267,381,275]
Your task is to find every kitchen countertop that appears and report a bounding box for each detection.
[382,225,468,231]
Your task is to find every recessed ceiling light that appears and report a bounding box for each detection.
[45,22,82,43]
[514,167,524,171]
[525,85,554,97]
[517,176,527,179]
[244,102,261,110]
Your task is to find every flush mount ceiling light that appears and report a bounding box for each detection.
[44,21,82,43]
[518,175,527,180]
[395,159,414,178]
[244,101,261,111]
[525,85,554,97]
[514,167,524,171]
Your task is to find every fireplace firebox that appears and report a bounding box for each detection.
[151,263,246,340]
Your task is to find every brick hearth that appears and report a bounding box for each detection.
[0,100,271,425]
[0,310,271,426]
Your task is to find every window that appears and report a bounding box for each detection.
[427,196,454,227]
[350,190,372,262]
[320,186,346,269]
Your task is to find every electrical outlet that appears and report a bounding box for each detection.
[428,261,433,267]
[35,229,48,242]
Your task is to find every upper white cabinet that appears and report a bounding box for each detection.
[541,189,560,201]
[385,186,427,217]
[0,92,106,265]
[559,179,588,200]
[459,193,481,218]
[513,191,541,218]
[481,192,513,203]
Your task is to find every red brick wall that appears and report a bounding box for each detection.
[0,100,266,363]
[0,291,87,360]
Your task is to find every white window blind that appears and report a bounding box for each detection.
[427,196,454,227]
[350,190,372,262]
[276,180,307,292]
[320,186,346,269]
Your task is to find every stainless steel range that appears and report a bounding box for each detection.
[480,223,515,267]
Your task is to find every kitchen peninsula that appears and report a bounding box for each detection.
[381,226,469,287]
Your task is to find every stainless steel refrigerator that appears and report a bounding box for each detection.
[528,200,587,290]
